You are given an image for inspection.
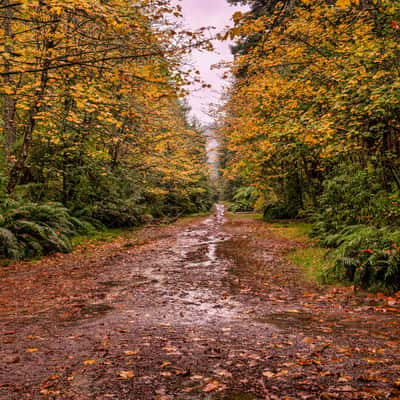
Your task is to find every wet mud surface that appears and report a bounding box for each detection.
[1,205,400,399]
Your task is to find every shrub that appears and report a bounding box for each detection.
[78,199,144,228]
[323,226,400,292]
[263,202,300,220]
[0,199,95,260]
[229,186,258,212]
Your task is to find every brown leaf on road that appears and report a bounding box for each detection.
[124,350,140,356]
[262,371,275,378]
[83,359,96,365]
[26,348,39,353]
[118,370,135,379]
[160,361,171,368]
[202,380,221,392]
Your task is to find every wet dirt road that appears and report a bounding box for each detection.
[1,205,400,399]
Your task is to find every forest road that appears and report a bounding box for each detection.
[1,205,400,399]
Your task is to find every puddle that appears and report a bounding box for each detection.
[79,303,114,317]
[100,280,124,287]
[150,204,245,325]
[256,311,315,329]
[164,287,242,325]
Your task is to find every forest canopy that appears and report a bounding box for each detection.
[0,0,213,259]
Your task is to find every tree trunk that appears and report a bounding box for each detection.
[7,65,50,193]
[2,0,17,157]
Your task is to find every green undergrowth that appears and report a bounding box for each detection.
[269,220,400,292]
[227,211,262,220]
[0,203,212,265]
[71,227,138,248]
[314,225,400,293]
[268,221,334,284]
[267,221,313,243]
[288,247,333,283]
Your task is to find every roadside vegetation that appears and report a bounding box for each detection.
[262,220,334,285]
[220,0,400,292]
[0,0,213,261]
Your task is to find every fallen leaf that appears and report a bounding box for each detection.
[277,369,289,376]
[216,369,232,378]
[262,371,275,378]
[26,348,39,353]
[124,350,139,356]
[118,370,135,379]
[363,358,380,364]
[163,346,177,352]
[337,385,355,392]
[40,389,60,395]
[203,380,220,392]
[4,355,20,364]
[161,361,171,368]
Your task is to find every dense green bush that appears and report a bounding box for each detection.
[228,186,258,212]
[323,226,400,292]
[0,180,213,260]
[78,198,144,228]
[314,170,377,232]
[308,167,400,292]
[313,168,400,236]
[263,202,300,220]
[0,199,95,260]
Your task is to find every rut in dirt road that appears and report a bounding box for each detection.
[1,206,400,400]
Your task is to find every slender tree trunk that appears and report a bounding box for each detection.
[7,64,50,193]
[2,0,17,157]
[7,4,58,193]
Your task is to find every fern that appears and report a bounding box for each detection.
[0,227,22,259]
[322,225,400,292]
[0,199,93,260]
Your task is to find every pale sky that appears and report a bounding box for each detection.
[179,0,247,125]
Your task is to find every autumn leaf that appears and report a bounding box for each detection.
[40,389,61,395]
[202,380,221,392]
[124,350,140,356]
[160,361,171,368]
[118,371,135,379]
[26,348,39,353]
[336,0,352,7]
[262,371,275,378]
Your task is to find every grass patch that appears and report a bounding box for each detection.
[288,247,332,283]
[229,212,263,220]
[268,221,313,243]
[71,227,138,248]
[267,220,334,283]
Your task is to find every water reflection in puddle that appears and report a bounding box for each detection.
[167,204,244,324]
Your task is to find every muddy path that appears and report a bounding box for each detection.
[1,205,400,399]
